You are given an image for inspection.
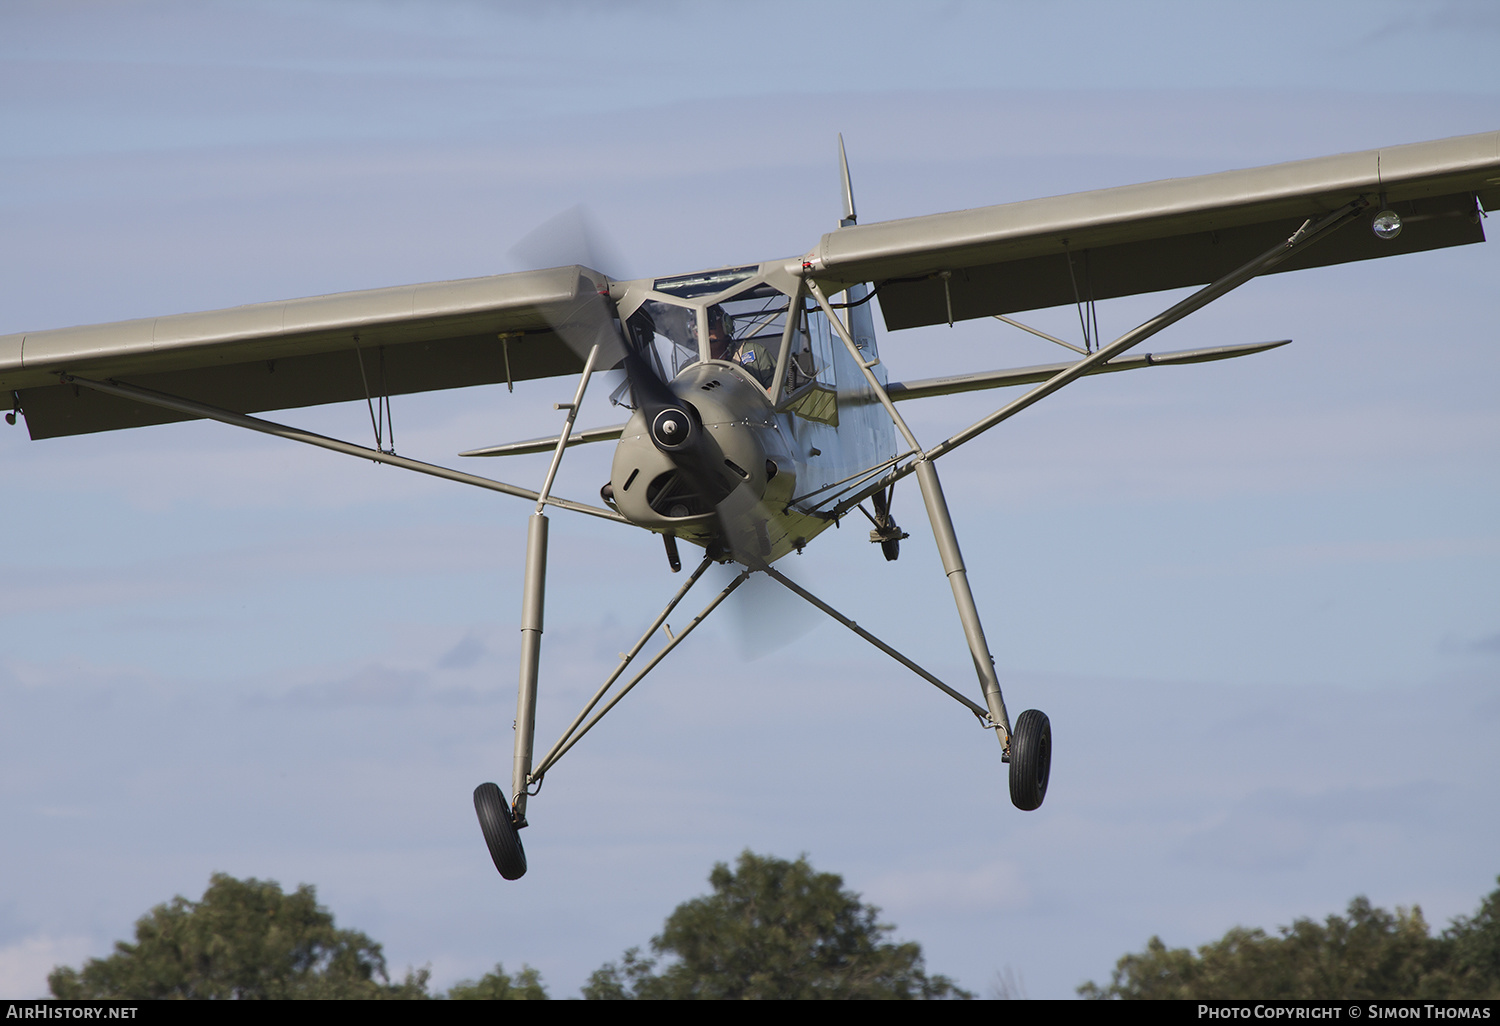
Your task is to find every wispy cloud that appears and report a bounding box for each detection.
[0,935,94,1000]
[1461,631,1500,656]
[436,632,486,670]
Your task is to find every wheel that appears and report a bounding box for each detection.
[473,782,527,879]
[1008,709,1051,811]
[881,537,900,561]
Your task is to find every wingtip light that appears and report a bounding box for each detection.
[1372,209,1403,240]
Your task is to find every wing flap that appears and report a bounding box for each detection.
[884,340,1290,402]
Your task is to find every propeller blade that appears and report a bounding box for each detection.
[510,206,632,282]
[714,480,773,567]
[511,206,631,370]
[719,561,820,660]
[553,281,629,370]
[508,207,778,571]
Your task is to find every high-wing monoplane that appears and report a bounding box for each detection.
[4,131,1496,879]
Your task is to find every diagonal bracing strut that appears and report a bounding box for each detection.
[531,555,716,782]
[758,564,991,722]
[799,197,1369,754]
[527,563,751,784]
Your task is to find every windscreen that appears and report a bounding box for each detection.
[611,299,700,408]
[705,283,788,389]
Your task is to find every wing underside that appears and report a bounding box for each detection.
[808,131,1500,331]
[6,131,1498,440]
[1,266,608,439]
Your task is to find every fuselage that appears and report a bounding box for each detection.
[604,260,896,565]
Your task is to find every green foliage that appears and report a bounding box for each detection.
[1441,881,1500,998]
[1080,877,1500,1000]
[48,873,429,1000]
[581,947,660,1000]
[582,850,971,1000]
[445,963,548,1000]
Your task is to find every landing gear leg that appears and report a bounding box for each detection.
[473,510,547,880]
[911,460,1017,752]
[914,460,1049,811]
[511,511,548,827]
[475,343,603,878]
[805,278,1035,807]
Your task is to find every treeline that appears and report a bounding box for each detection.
[50,860,1500,999]
[1080,878,1500,999]
[49,852,968,1000]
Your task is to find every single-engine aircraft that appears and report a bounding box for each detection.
[4,132,1497,879]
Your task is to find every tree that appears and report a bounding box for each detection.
[1439,880,1500,999]
[582,851,971,1000]
[1080,877,1500,1000]
[48,873,429,1000]
[445,963,548,1000]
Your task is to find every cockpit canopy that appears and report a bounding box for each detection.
[611,263,870,411]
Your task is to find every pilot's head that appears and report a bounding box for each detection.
[707,305,733,360]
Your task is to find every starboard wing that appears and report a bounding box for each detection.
[0,265,612,439]
[806,131,1500,331]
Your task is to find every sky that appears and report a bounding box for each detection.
[2,0,1498,1000]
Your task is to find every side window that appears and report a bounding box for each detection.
[845,283,879,371]
[789,301,837,394]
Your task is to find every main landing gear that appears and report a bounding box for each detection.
[474,782,527,880]
[1007,709,1051,812]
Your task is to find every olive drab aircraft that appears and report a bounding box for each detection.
[4,131,1497,879]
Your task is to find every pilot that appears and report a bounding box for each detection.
[707,305,736,360]
[708,304,774,386]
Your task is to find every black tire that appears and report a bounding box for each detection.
[1008,709,1051,811]
[473,782,527,880]
[881,537,900,561]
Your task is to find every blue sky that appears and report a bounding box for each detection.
[2,0,1498,999]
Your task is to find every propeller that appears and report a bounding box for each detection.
[509,209,770,569]
[507,209,835,661]
[713,559,822,661]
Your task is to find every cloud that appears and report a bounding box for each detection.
[1465,632,1500,655]
[437,633,486,670]
[1174,783,1443,873]
[0,935,95,1000]
[284,664,429,707]
[871,859,1029,913]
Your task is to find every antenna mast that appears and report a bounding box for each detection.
[838,133,857,228]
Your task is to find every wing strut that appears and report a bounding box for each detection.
[922,197,1368,462]
[805,276,1015,752]
[797,195,1367,764]
[58,374,626,524]
[994,314,1087,355]
[351,335,395,454]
